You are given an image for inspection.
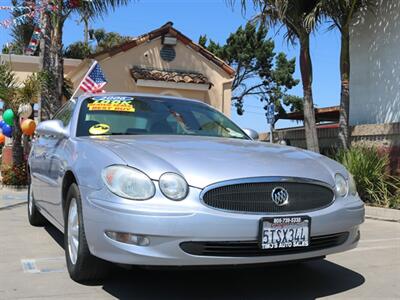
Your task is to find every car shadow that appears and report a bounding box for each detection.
[101,261,365,300]
[44,225,64,248]
[43,224,365,299]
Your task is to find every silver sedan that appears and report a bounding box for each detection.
[28,93,364,282]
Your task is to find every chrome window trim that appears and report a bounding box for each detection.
[199,176,336,215]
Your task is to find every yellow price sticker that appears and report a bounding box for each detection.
[89,124,110,135]
[87,100,135,112]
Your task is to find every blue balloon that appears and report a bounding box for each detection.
[2,124,12,138]
[0,120,5,129]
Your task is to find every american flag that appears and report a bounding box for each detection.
[79,62,107,93]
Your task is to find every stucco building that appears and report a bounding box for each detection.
[1,22,235,116]
[0,54,81,85]
[68,22,234,115]
[350,0,400,125]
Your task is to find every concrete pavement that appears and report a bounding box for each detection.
[0,188,399,299]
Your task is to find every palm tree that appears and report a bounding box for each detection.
[310,0,375,149]
[39,0,132,120]
[236,0,321,152]
[0,64,39,168]
[1,0,37,55]
[63,29,132,59]
[93,29,132,52]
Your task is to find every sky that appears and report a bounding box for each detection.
[0,0,342,132]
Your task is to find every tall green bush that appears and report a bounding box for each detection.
[336,146,400,209]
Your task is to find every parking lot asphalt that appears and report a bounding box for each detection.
[0,188,399,300]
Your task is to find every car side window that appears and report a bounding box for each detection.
[53,101,76,126]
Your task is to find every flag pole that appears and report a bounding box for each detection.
[70,59,98,100]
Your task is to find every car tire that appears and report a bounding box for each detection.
[27,184,46,226]
[64,183,110,283]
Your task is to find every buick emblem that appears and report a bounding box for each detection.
[271,187,289,206]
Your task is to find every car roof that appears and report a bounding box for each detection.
[75,92,205,105]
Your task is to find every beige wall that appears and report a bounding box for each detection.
[350,0,400,125]
[0,54,81,84]
[68,37,233,115]
[4,63,36,83]
[136,86,206,101]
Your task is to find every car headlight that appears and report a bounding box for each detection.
[159,173,188,201]
[101,165,155,200]
[348,174,357,196]
[334,173,348,197]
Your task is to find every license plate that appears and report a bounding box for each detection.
[259,216,310,250]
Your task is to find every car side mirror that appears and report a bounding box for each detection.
[243,128,259,140]
[36,120,69,138]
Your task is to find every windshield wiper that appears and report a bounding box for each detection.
[91,132,139,136]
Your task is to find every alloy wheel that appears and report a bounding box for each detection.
[67,198,79,265]
[28,187,34,217]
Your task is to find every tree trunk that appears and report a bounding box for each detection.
[338,28,350,149]
[12,115,23,168]
[51,11,65,113]
[39,2,64,120]
[83,15,89,47]
[299,36,320,153]
[39,9,52,121]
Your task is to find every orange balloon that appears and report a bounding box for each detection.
[21,119,36,136]
[0,133,5,144]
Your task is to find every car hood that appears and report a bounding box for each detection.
[87,135,342,189]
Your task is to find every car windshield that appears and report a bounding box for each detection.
[76,96,248,139]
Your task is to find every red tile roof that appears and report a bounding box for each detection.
[131,67,212,87]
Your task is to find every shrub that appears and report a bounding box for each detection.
[336,146,400,209]
[1,163,28,186]
[0,144,3,168]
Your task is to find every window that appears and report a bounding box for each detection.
[76,96,247,140]
[53,101,76,126]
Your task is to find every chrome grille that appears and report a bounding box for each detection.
[201,180,334,213]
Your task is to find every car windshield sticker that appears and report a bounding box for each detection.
[87,98,135,112]
[89,124,110,135]
[92,96,134,101]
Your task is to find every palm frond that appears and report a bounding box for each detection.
[0,63,17,105]
[317,0,377,30]
[17,73,40,104]
[70,0,133,19]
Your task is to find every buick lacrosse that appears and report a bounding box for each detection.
[28,93,364,282]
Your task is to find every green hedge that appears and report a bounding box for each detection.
[336,146,400,209]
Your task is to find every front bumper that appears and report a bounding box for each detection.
[80,186,364,266]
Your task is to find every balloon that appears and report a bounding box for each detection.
[21,119,36,136]
[0,120,4,129]
[3,109,15,126]
[18,104,33,118]
[2,123,12,138]
[0,133,5,144]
